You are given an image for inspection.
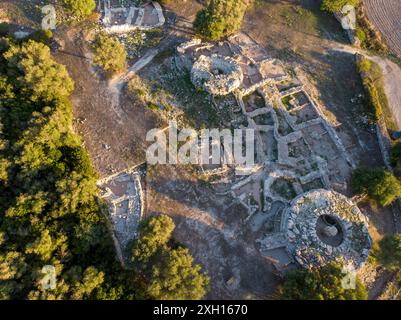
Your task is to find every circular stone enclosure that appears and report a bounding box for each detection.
[285,189,372,269]
[315,214,344,247]
[191,54,243,96]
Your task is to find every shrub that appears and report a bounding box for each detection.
[321,0,359,13]
[193,0,250,41]
[351,167,401,206]
[355,28,367,44]
[126,75,148,103]
[279,263,367,300]
[92,33,126,76]
[357,56,371,73]
[62,0,96,19]
[373,235,401,271]
[391,142,401,170]
[0,23,10,37]
[27,30,53,46]
[148,102,159,111]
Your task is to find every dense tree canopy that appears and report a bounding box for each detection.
[62,0,96,19]
[0,37,207,300]
[193,0,250,41]
[4,40,74,101]
[0,38,119,299]
[278,263,367,300]
[351,167,401,206]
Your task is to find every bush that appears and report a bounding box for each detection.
[391,142,401,172]
[279,263,367,300]
[373,235,401,271]
[92,33,126,76]
[351,167,401,206]
[0,23,10,37]
[355,28,367,44]
[148,102,159,111]
[62,0,96,19]
[193,0,250,41]
[357,56,371,73]
[321,0,359,13]
[126,75,148,103]
[27,30,53,46]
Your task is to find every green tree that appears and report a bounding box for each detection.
[62,0,96,19]
[279,263,367,300]
[193,0,250,41]
[351,167,401,206]
[25,230,68,261]
[132,215,175,264]
[321,0,359,13]
[373,235,401,271]
[67,266,105,299]
[4,40,74,101]
[391,142,401,178]
[92,33,126,76]
[132,215,209,299]
[147,247,209,300]
[0,23,10,37]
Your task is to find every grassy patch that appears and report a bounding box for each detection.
[281,95,292,110]
[356,4,389,56]
[271,178,297,201]
[357,56,395,130]
[150,63,219,128]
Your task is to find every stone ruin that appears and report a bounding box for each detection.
[191,54,244,95]
[284,189,372,270]
[175,34,288,97]
[99,0,165,33]
[97,168,144,251]
[176,34,372,273]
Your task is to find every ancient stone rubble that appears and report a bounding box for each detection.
[100,0,165,34]
[175,34,372,272]
[191,54,244,95]
[97,168,144,250]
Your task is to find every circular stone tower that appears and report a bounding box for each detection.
[284,189,372,269]
[191,54,243,95]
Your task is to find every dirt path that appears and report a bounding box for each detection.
[330,44,401,130]
[123,48,161,80]
[53,28,159,177]
[368,270,395,299]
